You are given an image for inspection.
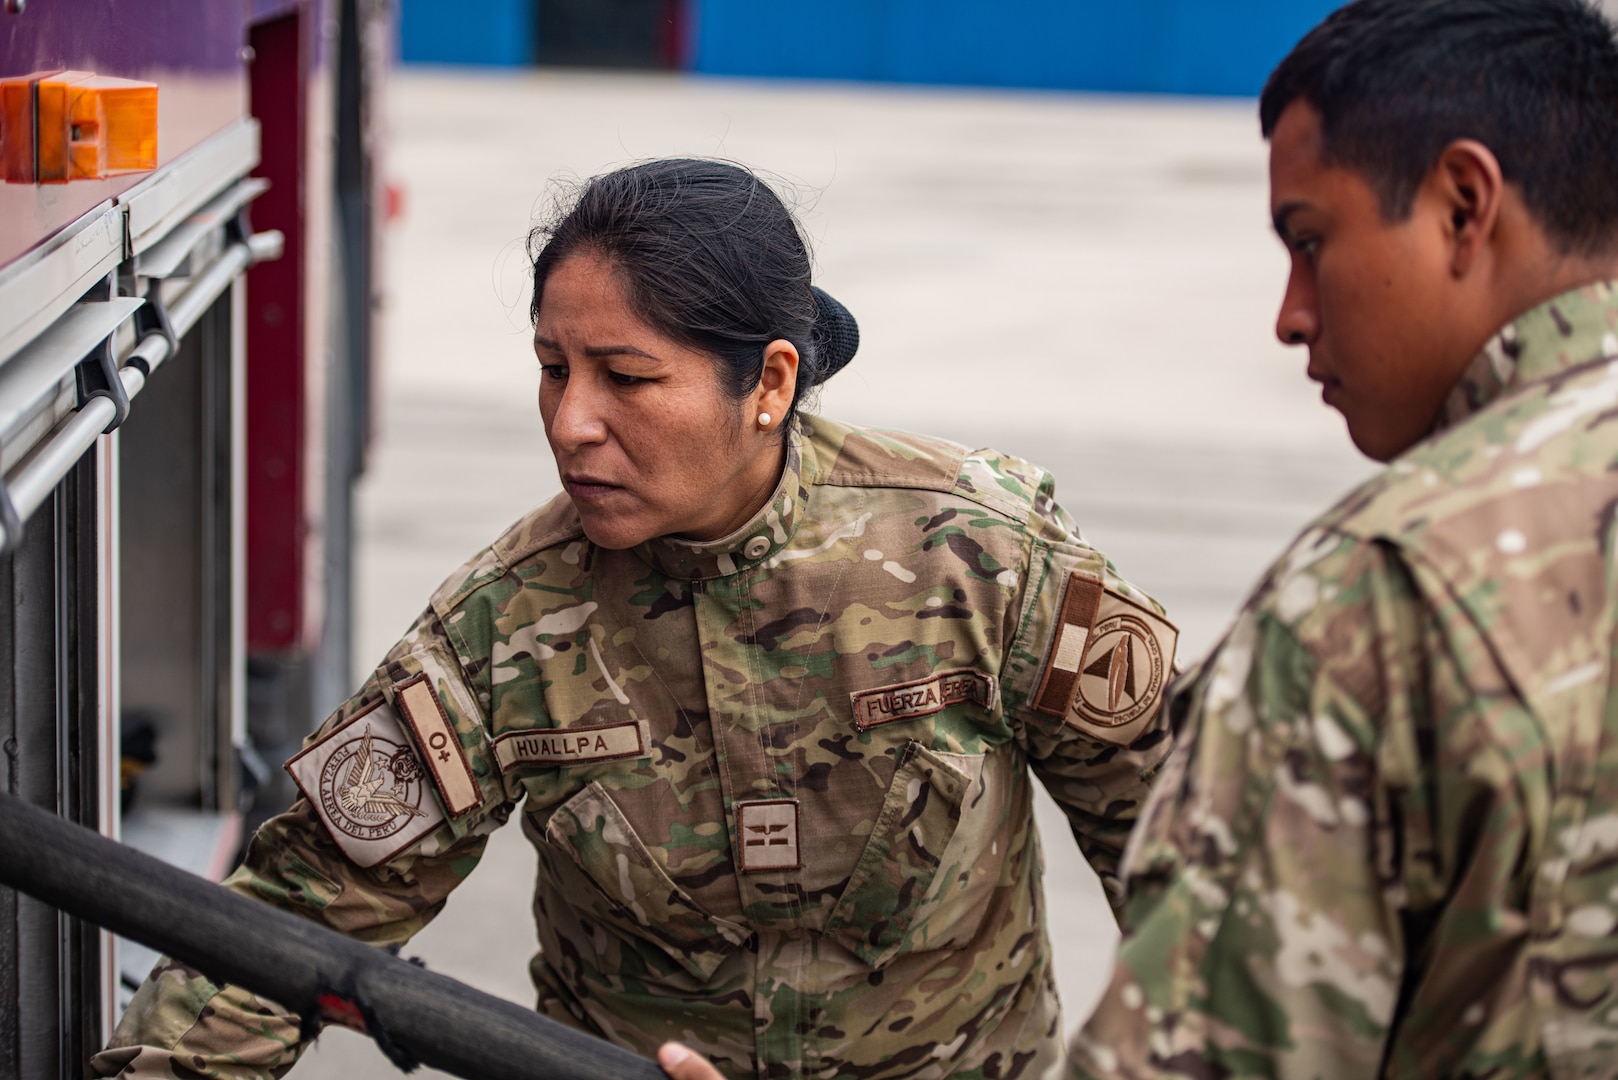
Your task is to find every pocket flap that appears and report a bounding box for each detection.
[824,742,975,968]
[546,782,749,981]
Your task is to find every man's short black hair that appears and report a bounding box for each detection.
[1260,0,1618,254]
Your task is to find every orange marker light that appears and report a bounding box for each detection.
[1,69,156,184]
[0,70,51,183]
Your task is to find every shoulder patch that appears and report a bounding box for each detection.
[285,702,447,869]
[1034,573,1178,747]
[391,671,483,818]
[1033,573,1106,715]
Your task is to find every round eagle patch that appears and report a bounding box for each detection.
[321,725,429,842]
[286,699,447,868]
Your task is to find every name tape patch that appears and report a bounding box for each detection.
[285,701,446,869]
[850,669,997,730]
[392,672,483,818]
[493,719,648,772]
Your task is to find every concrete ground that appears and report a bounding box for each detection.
[293,68,1373,1076]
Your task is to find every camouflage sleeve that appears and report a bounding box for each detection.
[1069,531,1463,1078]
[92,608,513,1079]
[1004,475,1178,913]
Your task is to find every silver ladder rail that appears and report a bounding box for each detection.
[0,228,283,554]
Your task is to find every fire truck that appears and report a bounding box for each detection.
[0,1,390,1073]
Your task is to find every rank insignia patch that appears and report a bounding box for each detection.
[285,701,446,868]
[737,799,801,872]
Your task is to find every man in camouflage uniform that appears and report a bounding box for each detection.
[661,2,1618,1079]
[1063,1,1618,1077]
[93,415,1177,1079]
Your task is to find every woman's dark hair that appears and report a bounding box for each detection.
[528,159,859,422]
[1260,0,1618,255]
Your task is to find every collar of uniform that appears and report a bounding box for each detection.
[631,419,811,582]
[1438,279,1618,430]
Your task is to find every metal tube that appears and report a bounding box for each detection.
[6,397,117,524]
[0,791,666,1080]
[167,240,253,339]
[125,332,172,384]
[0,238,257,550]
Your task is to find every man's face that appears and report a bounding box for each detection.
[1269,101,1480,461]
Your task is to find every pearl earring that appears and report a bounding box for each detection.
[758,413,772,429]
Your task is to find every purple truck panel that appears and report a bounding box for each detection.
[0,0,325,268]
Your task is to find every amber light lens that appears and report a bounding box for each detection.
[77,76,159,176]
[0,70,51,183]
[3,69,157,184]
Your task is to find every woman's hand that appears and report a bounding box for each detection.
[657,1042,727,1080]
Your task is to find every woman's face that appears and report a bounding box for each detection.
[535,253,797,550]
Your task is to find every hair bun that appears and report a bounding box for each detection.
[810,286,860,383]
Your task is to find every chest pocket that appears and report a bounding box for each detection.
[824,741,997,968]
[538,781,750,982]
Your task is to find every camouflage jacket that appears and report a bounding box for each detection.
[96,416,1178,1080]
[1072,281,1618,1079]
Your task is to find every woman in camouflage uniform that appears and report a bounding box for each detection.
[96,159,1178,1080]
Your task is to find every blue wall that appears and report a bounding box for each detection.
[399,0,535,67]
[690,0,1344,97]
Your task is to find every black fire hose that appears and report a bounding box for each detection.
[0,791,666,1080]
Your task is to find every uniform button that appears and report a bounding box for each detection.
[743,536,771,560]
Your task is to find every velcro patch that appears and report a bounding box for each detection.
[492,719,648,771]
[1063,589,1179,747]
[392,672,483,818]
[1034,573,1106,716]
[850,669,996,730]
[285,701,446,869]
[737,799,801,872]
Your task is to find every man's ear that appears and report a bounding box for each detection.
[1428,138,1506,278]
